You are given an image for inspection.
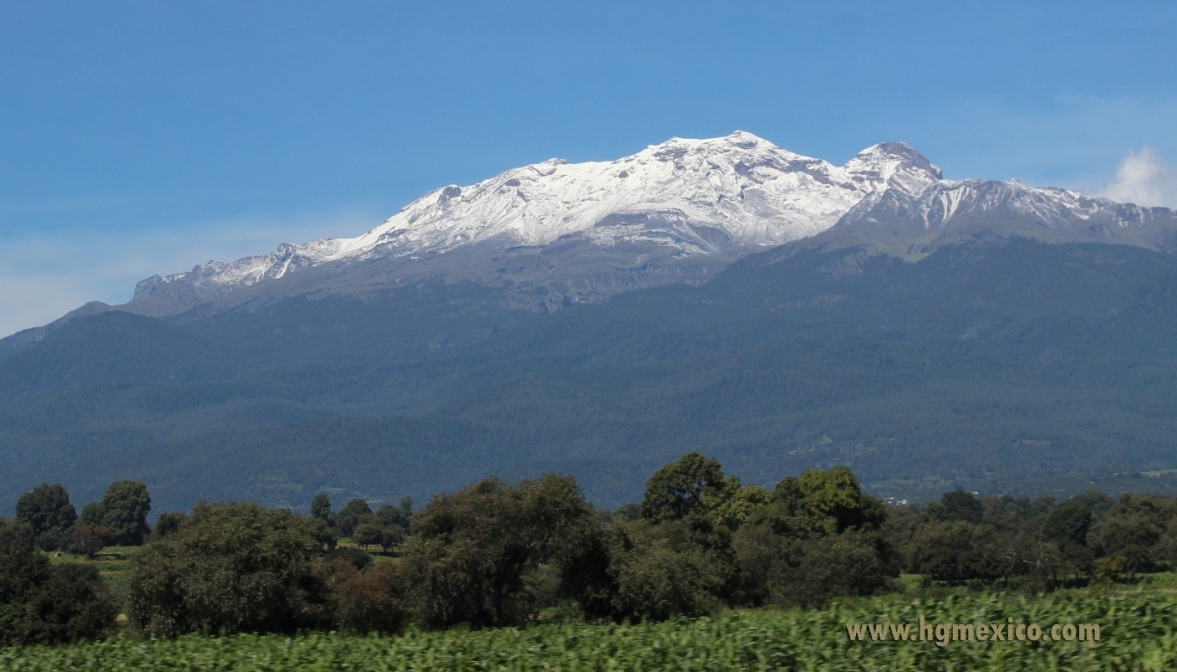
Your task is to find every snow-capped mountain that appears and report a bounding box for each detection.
[129,132,941,314]
[122,130,1177,317]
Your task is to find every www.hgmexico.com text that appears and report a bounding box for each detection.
[847,617,1100,647]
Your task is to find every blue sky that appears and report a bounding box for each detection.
[1,1,1175,336]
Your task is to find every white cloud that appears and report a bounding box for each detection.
[1101,147,1177,208]
[0,209,381,338]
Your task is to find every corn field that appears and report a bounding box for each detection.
[3,591,1175,671]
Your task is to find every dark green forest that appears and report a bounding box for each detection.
[4,456,1176,646]
[4,238,1177,513]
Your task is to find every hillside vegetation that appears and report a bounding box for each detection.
[5,239,1177,511]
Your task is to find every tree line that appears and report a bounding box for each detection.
[4,453,1177,646]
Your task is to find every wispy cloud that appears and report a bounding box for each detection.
[1100,147,1177,208]
[0,209,382,338]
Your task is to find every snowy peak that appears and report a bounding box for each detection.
[844,142,942,196]
[127,132,1176,314]
[133,132,947,306]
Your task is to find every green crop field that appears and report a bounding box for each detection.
[3,590,1176,671]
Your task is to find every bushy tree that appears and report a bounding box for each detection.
[771,466,886,535]
[401,474,603,628]
[15,483,78,549]
[364,504,411,552]
[0,521,116,645]
[80,502,101,527]
[733,467,895,607]
[125,501,327,636]
[310,493,332,522]
[936,490,985,524]
[150,512,187,541]
[1088,493,1176,577]
[773,529,898,607]
[354,523,384,549]
[336,498,372,538]
[326,558,409,633]
[307,517,338,552]
[87,481,152,546]
[1043,500,1094,547]
[908,519,1001,582]
[640,452,730,524]
[373,504,411,534]
[325,547,372,570]
[60,525,114,559]
[605,519,725,621]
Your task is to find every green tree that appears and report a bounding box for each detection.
[325,559,409,634]
[1088,493,1176,578]
[1070,490,1115,518]
[15,483,78,537]
[151,512,187,540]
[373,504,410,534]
[308,517,338,552]
[125,501,327,636]
[772,466,885,535]
[605,519,725,621]
[80,502,101,527]
[640,452,730,524]
[769,529,898,608]
[0,521,116,645]
[336,498,372,538]
[733,467,895,608]
[354,524,384,549]
[1044,500,1094,547]
[310,493,332,522]
[91,481,152,546]
[60,525,113,559]
[938,490,985,524]
[908,520,1001,582]
[401,474,603,628]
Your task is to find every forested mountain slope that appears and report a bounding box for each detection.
[4,236,1177,514]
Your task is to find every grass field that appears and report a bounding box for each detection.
[48,545,142,593]
[3,588,1175,671]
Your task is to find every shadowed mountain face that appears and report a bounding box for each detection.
[5,235,1177,514]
